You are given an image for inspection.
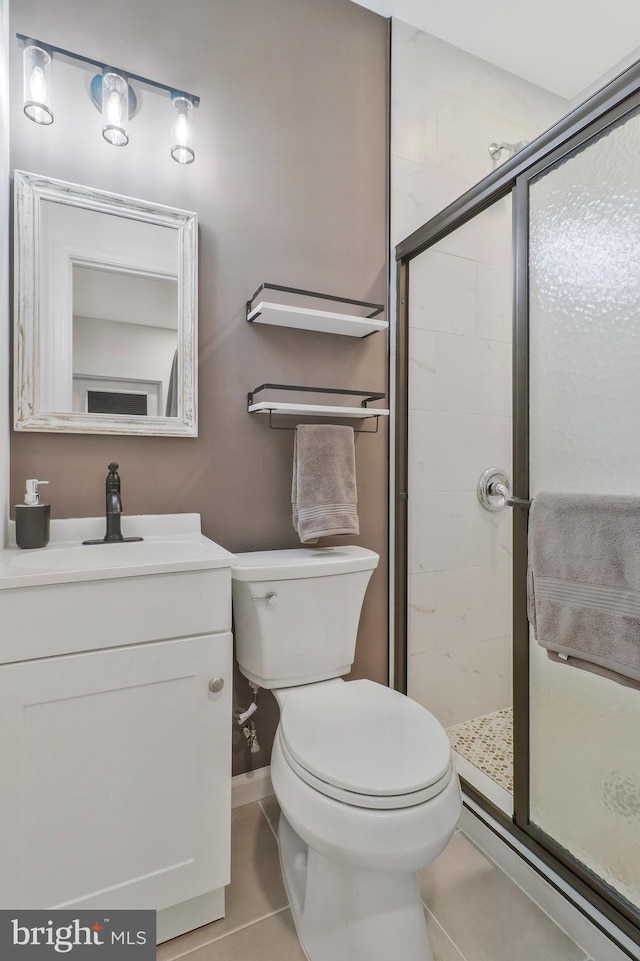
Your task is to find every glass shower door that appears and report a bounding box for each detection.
[405,196,514,816]
[527,105,640,911]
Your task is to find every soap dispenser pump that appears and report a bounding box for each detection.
[15,479,50,549]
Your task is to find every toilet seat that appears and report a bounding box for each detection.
[279,679,453,810]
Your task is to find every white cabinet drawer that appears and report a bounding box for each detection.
[0,568,231,662]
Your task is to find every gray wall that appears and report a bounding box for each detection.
[9,0,389,775]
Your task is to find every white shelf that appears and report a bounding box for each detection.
[248,401,390,419]
[247,301,388,338]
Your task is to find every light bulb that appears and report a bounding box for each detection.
[175,112,188,145]
[29,65,46,103]
[106,90,123,127]
[101,71,129,146]
[23,43,53,125]
[171,94,194,164]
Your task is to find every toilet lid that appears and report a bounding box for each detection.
[279,680,452,805]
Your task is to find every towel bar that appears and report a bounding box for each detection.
[507,497,532,509]
[247,384,388,433]
[264,410,381,433]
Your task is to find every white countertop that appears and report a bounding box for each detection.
[0,513,236,590]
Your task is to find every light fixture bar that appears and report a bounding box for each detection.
[16,33,200,106]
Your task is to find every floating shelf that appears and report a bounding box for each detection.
[246,283,386,338]
[248,401,389,418]
[247,384,389,429]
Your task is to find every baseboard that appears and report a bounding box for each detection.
[157,888,225,944]
[231,766,273,808]
[460,795,640,961]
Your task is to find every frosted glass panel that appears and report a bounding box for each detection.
[529,107,640,907]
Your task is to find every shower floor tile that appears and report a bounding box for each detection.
[447,707,513,793]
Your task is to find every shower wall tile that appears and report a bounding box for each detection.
[408,571,437,655]
[408,492,512,573]
[407,492,476,574]
[408,328,437,410]
[472,501,513,566]
[391,155,473,245]
[408,250,477,337]
[408,410,511,493]
[432,333,512,416]
[434,195,513,267]
[391,68,439,168]
[409,565,512,658]
[435,564,512,650]
[476,263,513,342]
[436,91,535,185]
[408,330,512,416]
[391,20,566,139]
[408,635,512,728]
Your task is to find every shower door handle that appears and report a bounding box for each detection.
[477,467,531,511]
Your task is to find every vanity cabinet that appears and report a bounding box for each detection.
[0,633,231,912]
[0,517,235,943]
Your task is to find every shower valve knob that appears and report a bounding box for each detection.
[477,467,513,512]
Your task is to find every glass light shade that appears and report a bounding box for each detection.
[171,95,195,164]
[102,70,129,146]
[23,43,53,125]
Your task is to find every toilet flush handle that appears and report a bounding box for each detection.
[251,591,278,606]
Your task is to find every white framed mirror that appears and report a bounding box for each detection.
[13,170,198,435]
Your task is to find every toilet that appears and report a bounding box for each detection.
[231,546,461,961]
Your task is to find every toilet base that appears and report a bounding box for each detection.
[278,813,433,961]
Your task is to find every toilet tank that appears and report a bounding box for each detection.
[231,547,379,689]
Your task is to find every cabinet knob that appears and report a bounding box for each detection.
[208,676,225,694]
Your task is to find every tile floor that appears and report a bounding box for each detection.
[157,796,595,961]
[447,708,514,793]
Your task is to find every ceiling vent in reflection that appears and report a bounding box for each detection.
[87,390,148,417]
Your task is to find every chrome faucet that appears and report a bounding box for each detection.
[83,462,143,545]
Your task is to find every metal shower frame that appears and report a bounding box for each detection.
[394,57,640,952]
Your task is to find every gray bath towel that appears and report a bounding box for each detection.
[546,651,640,692]
[292,425,359,545]
[528,492,640,685]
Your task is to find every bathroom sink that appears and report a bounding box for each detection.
[0,514,236,589]
[9,539,211,573]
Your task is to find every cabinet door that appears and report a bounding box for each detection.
[0,634,232,910]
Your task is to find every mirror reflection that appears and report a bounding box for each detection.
[71,265,178,418]
[14,171,197,436]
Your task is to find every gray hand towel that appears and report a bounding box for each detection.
[292,424,359,545]
[528,492,640,685]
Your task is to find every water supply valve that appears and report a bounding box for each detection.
[234,681,261,752]
[242,721,260,754]
[235,701,258,725]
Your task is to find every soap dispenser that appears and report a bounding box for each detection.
[15,479,50,549]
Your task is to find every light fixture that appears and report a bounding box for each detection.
[101,69,129,146]
[22,40,53,125]
[17,33,200,163]
[171,94,195,164]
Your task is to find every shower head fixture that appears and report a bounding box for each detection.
[488,140,529,160]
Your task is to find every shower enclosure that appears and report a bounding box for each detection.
[395,60,640,947]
